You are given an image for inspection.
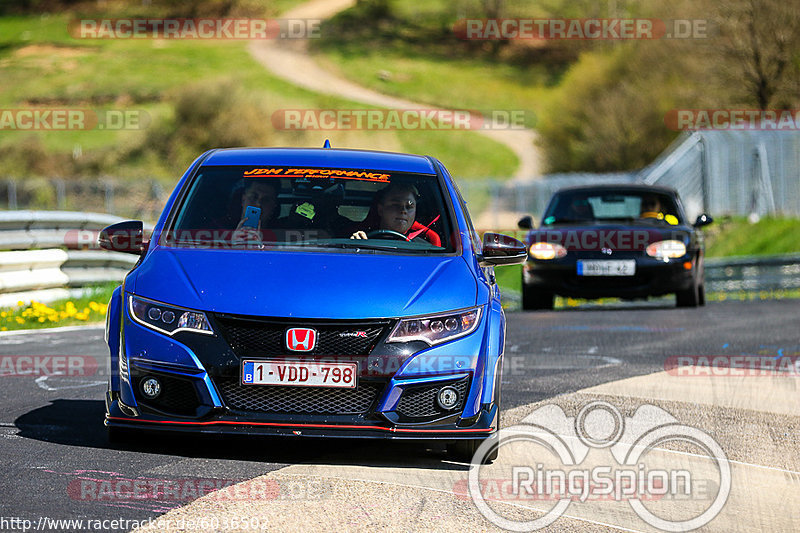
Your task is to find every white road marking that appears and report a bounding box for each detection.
[0,324,104,338]
[34,374,106,391]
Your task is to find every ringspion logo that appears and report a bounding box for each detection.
[468,402,730,531]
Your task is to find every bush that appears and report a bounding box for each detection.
[132,79,274,174]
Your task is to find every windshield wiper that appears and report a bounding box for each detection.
[319,241,405,251]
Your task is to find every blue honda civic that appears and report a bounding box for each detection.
[100,146,526,462]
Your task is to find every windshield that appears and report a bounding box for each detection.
[165,165,455,253]
[542,190,683,226]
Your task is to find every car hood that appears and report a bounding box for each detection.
[128,247,478,319]
[527,223,693,252]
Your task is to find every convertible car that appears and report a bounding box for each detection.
[518,184,713,310]
[100,146,527,463]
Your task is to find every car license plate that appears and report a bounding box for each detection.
[577,260,636,276]
[241,360,357,388]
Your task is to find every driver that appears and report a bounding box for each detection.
[350,183,440,245]
[640,195,663,218]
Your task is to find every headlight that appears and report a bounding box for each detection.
[529,242,567,260]
[387,307,482,346]
[128,294,213,336]
[646,240,686,260]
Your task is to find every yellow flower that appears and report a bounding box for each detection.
[15,317,24,324]
[38,317,45,323]
[0,327,6,331]
[17,301,24,307]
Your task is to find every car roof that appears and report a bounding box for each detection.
[554,183,679,196]
[201,147,437,174]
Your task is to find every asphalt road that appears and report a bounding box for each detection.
[1,299,798,531]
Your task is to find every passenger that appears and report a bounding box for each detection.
[224,179,280,242]
[350,183,441,245]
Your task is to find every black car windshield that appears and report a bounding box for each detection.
[165,166,455,253]
[542,190,683,226]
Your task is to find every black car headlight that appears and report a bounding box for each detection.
[387,307,482,346]
[529,242,567,260]
[646,240,686,260]
[128,294,213,336]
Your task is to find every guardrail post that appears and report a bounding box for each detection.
[7,180,17,210]
[104,181,115,214]
[55,179,66,209]
[698,133,709,214]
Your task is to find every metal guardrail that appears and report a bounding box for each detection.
[0,211,146,306]
[705,254,800,293]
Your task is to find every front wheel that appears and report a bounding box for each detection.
[447,432,499,464]
[522,284,554,310]
[107,425,139,446]
[675,279,700,307]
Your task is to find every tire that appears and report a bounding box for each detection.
[107,425,138,446]
[522,284,554,311]
[675,279,700,307]
[447,432,499,464]
[698,283,706,306]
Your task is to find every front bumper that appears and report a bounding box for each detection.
[523,254,697,298]
[107,301,502,441]
[105,390,498,440]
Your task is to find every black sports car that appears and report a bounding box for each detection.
[518,184,713,310]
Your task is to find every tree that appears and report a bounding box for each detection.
[714,0,800,109]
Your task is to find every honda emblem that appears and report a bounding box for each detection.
[286,328,317,352]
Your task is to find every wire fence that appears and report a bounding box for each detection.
[460,130,800,227]
[0,178,167,223]
[1,131,799,227]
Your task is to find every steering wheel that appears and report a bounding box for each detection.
[366,229,410,241]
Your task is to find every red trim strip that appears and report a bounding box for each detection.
[107,416,493,433]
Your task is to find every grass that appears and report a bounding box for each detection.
[315,50,552,129]
[0,14,518,180]
[0,283,117,331]
[704,217,800,258]
[310,0,569,136]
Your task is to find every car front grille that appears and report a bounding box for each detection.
[396,377,469,419]
[216,378,384,415]
[212,315,389,357]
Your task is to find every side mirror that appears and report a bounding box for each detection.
[98,220,145,255]
[694,214,713,227]
[480,232,528,266]
[517,216,534,230]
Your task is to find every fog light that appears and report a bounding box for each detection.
[437,386,459,410]
[141,377,161,399]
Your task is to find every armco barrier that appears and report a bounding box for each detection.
[0,210,134,250]
[705,254,800,293]
[0,211,148,306]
